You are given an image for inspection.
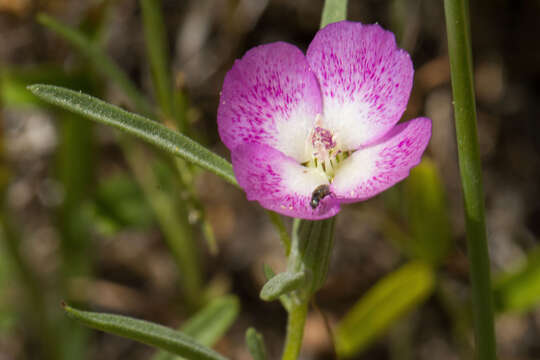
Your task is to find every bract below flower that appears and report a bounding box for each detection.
[218,21,432,220]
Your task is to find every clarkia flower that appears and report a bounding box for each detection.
[218,21,432,220]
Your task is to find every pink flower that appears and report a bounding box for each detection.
[218,21,431,220]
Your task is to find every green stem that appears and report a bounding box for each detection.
[281,302,309,360]
[140,0,174,121]
[443,1,496,360]
[123,139,202,309]
[278,3,347,358]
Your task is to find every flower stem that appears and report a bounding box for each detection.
[281,302,309,360]
[443,1,496,360]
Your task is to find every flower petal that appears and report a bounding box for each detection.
[232,143,340,220]
[331,117,431,202]
[307,21,414,149]
[218,42,322,163]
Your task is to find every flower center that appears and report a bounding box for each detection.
[304,114,350,181]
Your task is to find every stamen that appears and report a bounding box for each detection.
[304,114,352,181]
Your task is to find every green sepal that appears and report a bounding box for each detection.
[245,327,267,360]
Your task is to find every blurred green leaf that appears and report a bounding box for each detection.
[0,239,15,333]
[27,84,237,186]
[320,0,348,28]
[152,295,240,360]
[403,158,453,265]
[0,216,63,360]
[37,13,154,116]
[245,328,267,360]
[94,174,155,231]
[260,271,307,302]
[63,304,228,360]
[140,0,174,119]
[180,295,239,345]
[335,261,435,357]
[122,142,202,308]
[494,248,540,313]
[1,66,90,108]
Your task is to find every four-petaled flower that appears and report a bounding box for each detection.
[218,21,432,220]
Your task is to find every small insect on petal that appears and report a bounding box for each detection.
[310,184,331,209]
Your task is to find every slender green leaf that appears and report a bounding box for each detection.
[37,13,153,116]
[262,264,292,311]
[335,262,435,357]
[260,271,307,302]
[494,248,540,313]
[152,296,240,360]
[246,328,267,360]
[180,296,239,344]
[140,0,174,118]
[403,158,452,265]
[63,304,228,360]
[262,263,276,281]
[27,84,237,186]
[320,0,348,28]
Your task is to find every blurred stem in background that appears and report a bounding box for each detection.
[122,140,202,307]
[55,111,94,358]
[0,97,61,359]
[444,1,497,360]
[0,216,62,360]
[38,4,207,309]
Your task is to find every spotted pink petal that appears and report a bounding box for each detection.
[307,21,414,150]
[218,42,322,163]
[331,117,431,202]
[231,143,340,220]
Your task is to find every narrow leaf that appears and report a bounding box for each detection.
[260,271,306,302]
[27,84,237,186]
[63,304,227,360]
[152,296,240,360]
[403,158,453,265]
[181,296,239,345]
[37,14,153,116]
[335,262,435,357]
[262,264,292,311]
[246,328,267,360]
[494,248,540,313]
[320,0,348,28]
[262,263,276,281]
